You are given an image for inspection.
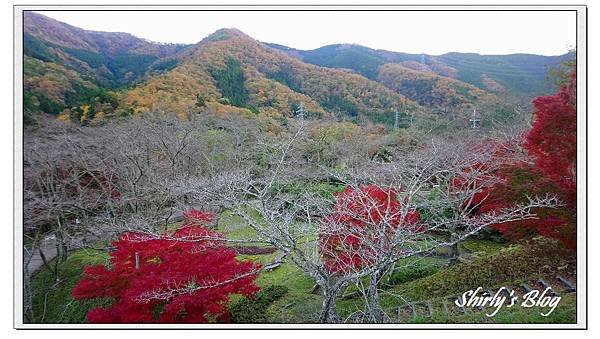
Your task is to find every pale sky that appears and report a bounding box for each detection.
[35,10,576,56]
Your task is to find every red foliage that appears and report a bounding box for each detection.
[471,72,577,249]
[319,185,421,273]
[484,164,576,249]
[72,213,261,323]
[182,208,214,225]
[525,71,577,205]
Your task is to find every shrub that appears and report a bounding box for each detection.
[230,285,289,323]
[384,263,440,287]
[397,237,573,300]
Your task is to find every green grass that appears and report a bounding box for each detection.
[28,249,109,324]
[237,251,321,323]
[461,239,506,257]
[217,209,316,249]
[217,210,260,242]
[26,229,575,325]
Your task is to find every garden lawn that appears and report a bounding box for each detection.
[28,249,109,323]
[27,223,574,325]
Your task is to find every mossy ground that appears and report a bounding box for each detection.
[28,249,109,323]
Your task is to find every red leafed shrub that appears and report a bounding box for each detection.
[319,185,421,273]
[72,213,261,323]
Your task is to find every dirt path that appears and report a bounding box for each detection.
[25,209,193,274]
[26,233,58,274]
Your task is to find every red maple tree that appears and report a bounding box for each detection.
[472,71,577,249]
[72,209,261,323]
[319,185,421,273]
[525,71,577,205]
[483,164,575,248]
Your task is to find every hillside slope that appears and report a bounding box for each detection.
[24,11,189,88]
[124,28,425,124]
[23,12,192,123]
[23,13,535,128]
[376,63,500,114]
[267,43,572,98]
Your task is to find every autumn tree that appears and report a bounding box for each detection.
[477,71,577,249]
[190,120,561,323]
[525,71,576,202]
[72,210,261,323]
[319,185,422,321]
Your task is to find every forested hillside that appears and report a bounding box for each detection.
[267,43,573,98]
[124,28,424,123]
[23,11,189,124]
[24,11,188,87]
[23,12,570,129]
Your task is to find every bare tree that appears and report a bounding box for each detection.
[23,113,559,324]
[186,121,560,323]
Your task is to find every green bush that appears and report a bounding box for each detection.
[396,237,573,301]
[384,263,440,287]
[230,285,289,323]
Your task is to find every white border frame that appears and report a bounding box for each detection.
[12,4,587,329]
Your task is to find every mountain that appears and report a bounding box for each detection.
[376,63,500,114]
[24,12,559,128]
[122,28,425,124]
[266,43,573,98]
[263,42,527,124]
[23,11,191,123]
[24,11,189,87]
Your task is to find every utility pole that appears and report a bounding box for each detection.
[469,108,481,129]
[295,103,305,120]
[394,111,399,130]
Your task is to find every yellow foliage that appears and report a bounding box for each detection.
[24,55,98,106]
[377,63,499,113]
[121,29,423,121]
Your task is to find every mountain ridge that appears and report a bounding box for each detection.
[122,26,427,123]
[266,42,573,97]
[25,11,190,57]
[23,12,568,128]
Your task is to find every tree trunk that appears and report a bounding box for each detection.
[447,242,460,266]
[319,289,340,323]
[23,271,34,322]
[365,271,386,323]
[318,281,348,323]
